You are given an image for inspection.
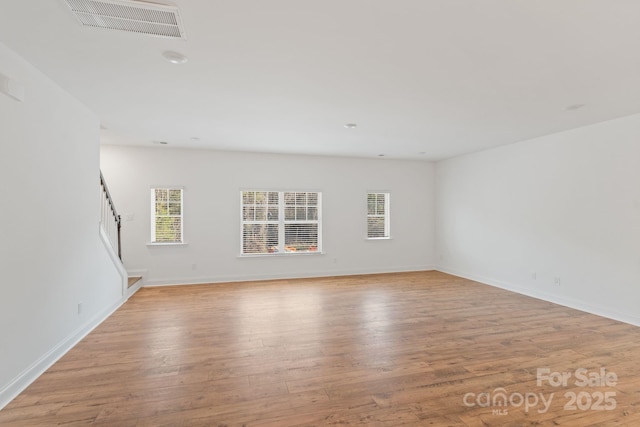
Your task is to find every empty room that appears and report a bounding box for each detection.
[1,1,639,426]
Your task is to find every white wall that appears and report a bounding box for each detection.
[436,113,640,326]
[0,42,123,408]
[100,146,436,285]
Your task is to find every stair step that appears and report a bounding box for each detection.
[127,276,142,288]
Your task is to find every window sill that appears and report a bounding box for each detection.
[366,237,392,241]
[238,252,325,258]
[147,242,188,246]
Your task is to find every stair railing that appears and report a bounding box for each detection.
[100,171,122,260]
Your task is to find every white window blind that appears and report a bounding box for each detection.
[367,192,390,239]
[241,191,321,255]
[151,188,183,243]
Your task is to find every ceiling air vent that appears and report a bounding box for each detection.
[63,0,186,39]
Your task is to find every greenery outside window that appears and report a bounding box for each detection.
[241,191,321,255]
[367,192,390,239]
[151,188,183,243]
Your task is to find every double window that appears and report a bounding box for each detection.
[367,192,390,239]
[151,188,183,243]
[241,191,321,255]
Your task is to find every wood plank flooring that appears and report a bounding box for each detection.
[2,271,640,426]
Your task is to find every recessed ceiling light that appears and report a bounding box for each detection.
[378,154,385,157]
[152,141,168,145]
[564,103,586,111]
[190,137,200,141]
[418,151,426,155]
[162,51,188,64]
[344,123,357,129]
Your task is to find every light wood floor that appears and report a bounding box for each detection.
[2,271,640,426]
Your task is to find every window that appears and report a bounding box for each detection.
[367,192,390,239]
[151,188,183,243]
[241,191,321,255]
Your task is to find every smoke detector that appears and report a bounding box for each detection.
[63,0,186,39]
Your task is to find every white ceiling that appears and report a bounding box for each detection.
[1,1,639,160]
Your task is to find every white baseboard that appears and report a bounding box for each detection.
[143,265,436,287]
[0,226,130,410]
[436,266,640,327]
[0,297,125,410]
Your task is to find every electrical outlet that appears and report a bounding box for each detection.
[554,277,561,286]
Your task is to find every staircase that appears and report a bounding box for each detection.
[100,171,121,260]
[100,171,143,295]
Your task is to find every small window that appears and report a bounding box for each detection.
[241,191,321,255]
[367,192,390,239]
[151,188,183,243]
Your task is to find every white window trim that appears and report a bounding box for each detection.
[150,186,184,244]
[147,242,189,246]
[237,251,324,259]
[240,190,323,256]
[367,191,391,240]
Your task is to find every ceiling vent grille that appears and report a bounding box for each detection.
[63,0,186,39]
